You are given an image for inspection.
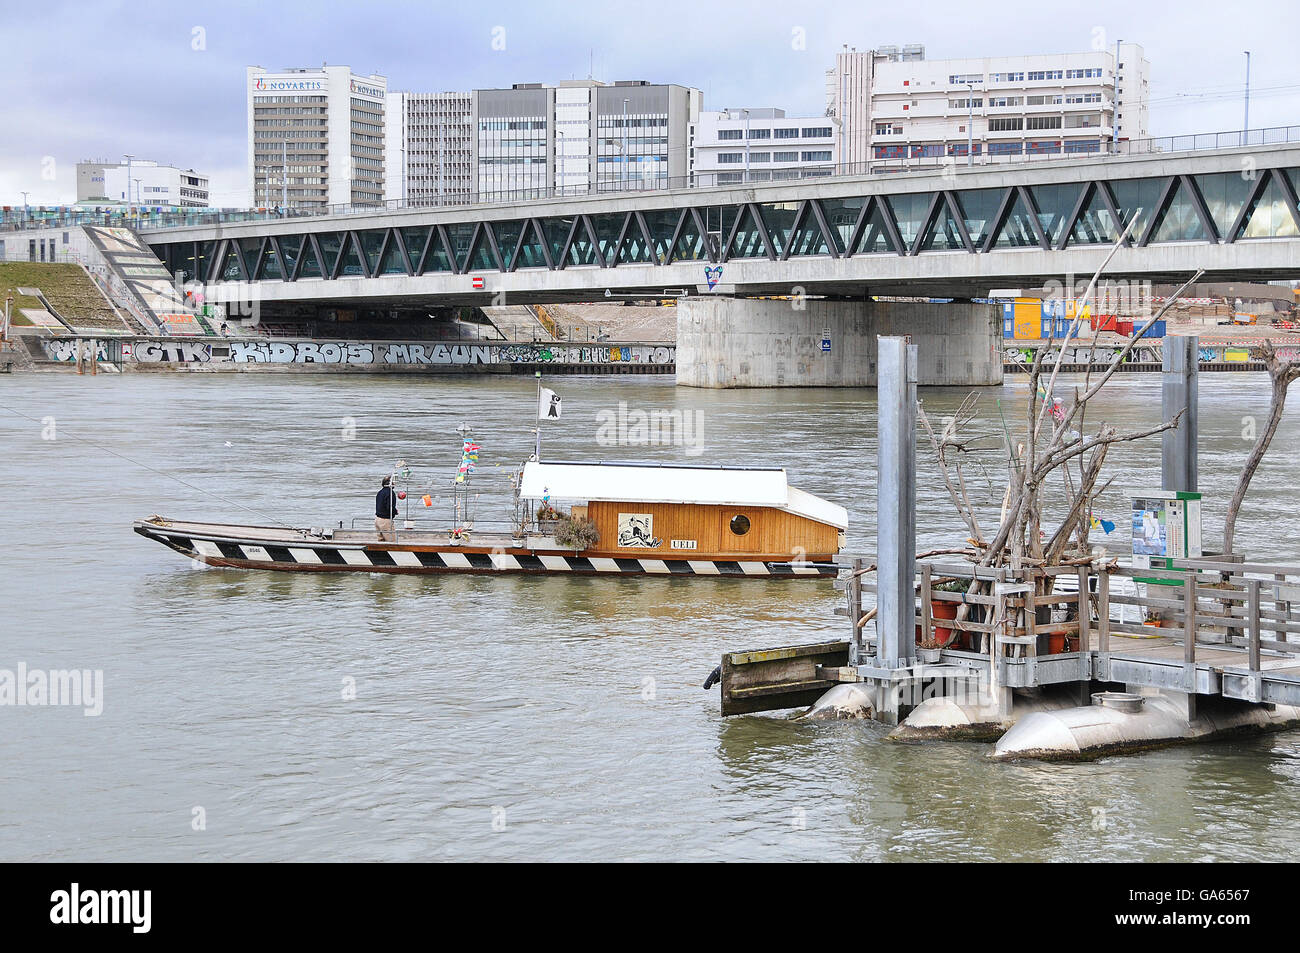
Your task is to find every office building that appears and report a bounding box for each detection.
[76,159,209,207]
[825,43,1150,168]
[384,91,475,206]
[246,65,386,210]
[692,108,838,186]
[472,80,702,199]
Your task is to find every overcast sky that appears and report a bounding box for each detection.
[3,0,1296,207]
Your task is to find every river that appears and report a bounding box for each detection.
[1,371,1298,861]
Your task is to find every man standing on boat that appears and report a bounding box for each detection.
[375,476,399,542]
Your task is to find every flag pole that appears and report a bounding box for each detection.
[534,370,543,462]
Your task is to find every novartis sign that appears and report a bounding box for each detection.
[350,79,385,99]
[253,77,324,92]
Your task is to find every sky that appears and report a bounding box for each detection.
[2,0,1297,207]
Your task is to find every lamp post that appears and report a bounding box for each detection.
[20,191,30,226]
[556,128,564,196]
[1112,40,1122,154]
[622,98,629,191]
[964,83,974,167]
[743,108,751,183]
[1243,51,1252,143]
[123,153,133,220]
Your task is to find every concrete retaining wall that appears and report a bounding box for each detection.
[675,297,1002,387]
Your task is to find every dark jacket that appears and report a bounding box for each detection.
[375,486,398,519]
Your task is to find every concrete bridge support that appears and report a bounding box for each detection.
[674,296,1002,388]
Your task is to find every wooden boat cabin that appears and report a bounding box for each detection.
[519,461,847,565]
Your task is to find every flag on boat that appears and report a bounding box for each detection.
[538,387,562,420]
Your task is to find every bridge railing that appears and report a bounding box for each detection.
[5,123,1300,235]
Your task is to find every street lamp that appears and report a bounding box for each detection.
[556,128,564,196]
[1243,51,1252,143]
[964,83,975,167]
[743,108,751,183]
[622,98,630,191]
[1112,40,1123,154]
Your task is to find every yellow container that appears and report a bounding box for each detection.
[1013,298,1042,339]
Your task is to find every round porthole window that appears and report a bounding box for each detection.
[729,514,751,536]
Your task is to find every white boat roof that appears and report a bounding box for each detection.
[520,461,848,530]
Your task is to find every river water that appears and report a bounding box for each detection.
[2,371,1298,861]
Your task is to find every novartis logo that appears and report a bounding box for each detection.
[253,77,324,91]
[350,79,385,98]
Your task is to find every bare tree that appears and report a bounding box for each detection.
[1222,340,1300,555]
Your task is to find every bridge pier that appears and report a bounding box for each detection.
[674,297,1001,388]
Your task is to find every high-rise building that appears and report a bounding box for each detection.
[246,65,386,210]
[825,43,1150,169]
[471,80,701,200]
[692,108,839,186]
[76,159,209,207]
[384,91,475,206]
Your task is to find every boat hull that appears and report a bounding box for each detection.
[133,520,838,579]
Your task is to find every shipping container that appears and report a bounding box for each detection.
[1013,298,1042,339]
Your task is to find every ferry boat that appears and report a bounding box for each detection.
[135,379,846,578]
[135,460,848,579]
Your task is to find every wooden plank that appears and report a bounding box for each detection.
[920,564,933,646]
[1098,571,1110,653]
[1249,578,1262,673]
[719,640,850,716]
[1184,577,1197,663]
[1078,565,1091,656]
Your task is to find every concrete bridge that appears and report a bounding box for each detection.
[141,143,1300,387]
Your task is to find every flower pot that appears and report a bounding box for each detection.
[1046,630,1068,654]
[932,601,960,646]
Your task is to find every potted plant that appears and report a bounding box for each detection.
[553,515,600,552]
[930,577,970,647]
[535,503,564,535]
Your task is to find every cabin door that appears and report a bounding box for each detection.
[718,510,760,554]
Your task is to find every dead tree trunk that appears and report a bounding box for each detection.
[1222,340,1300,555]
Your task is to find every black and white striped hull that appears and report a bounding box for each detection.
[133,520,838,579]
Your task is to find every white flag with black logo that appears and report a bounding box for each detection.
[538,387,562,420]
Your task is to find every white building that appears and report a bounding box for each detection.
[384,91,475,206]
[692,108,838,186]
[472,80,701,199]
[246,65,386,210]
[826,43,1150,169]
[76,159,209,207]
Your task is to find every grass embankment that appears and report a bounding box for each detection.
[0,262,125,330]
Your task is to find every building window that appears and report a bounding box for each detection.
[949,73,984,85]
[717,129,742,140]
[991,71,1025,83]
[747,128,770,139]
[988,96,1024,108]
[948,98,984,109]
[1026,115,1063,130]
[800,150,832,161]
[801,127,832,138]
[774,128,800,139]
[749,152,771,162]
[773,151,798,161]
[729,515,751,536]
[988,117,1024,131]
[717,153,744,163]
[988,142,1024,155]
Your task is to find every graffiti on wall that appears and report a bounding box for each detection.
[42,340,110,362]
[1006,343,1280,366]
[41,337,677,367]
[135,341,212,363]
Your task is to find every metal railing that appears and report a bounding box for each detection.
[841,554,1300,684]
[5,123,1298,235]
